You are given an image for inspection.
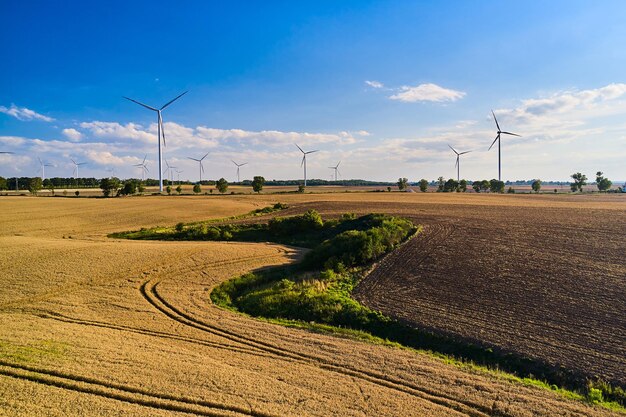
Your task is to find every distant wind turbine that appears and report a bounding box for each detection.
[448,146,471,182]
[489,110,521,181]
[133,155,149,181]
[175,169,183,184]
[231,160,248,183]
[38,157,53,179]
[164,159,177,182]
[187,152,209,183]
[123,91,187,192]
[328,161,341,182]
[70,158,87,178]
[295,144,318,187]
[106,167,116,178]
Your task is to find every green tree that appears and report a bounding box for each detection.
[595,171,612,192]
[397,177,408,191]
[459,179,467,192]
[120,180,137,196]
[74,190,80,197]
[176,185,182,195]
[443,179,458,192]
[252,176,265,193]
[419,179,428,192]
[99,177,120,197]
[387,186,392,192]
[137,182,145,194]
[480,179,491,192]
[216,178,228,194]
[0,176,7,191]
[472,181,481,193]
[489,179,505,193]
[166,185,172,195]
[297,184,305,193]
[29,177,43,195]
[570,172,587,192]
[193,184,201,194]
[531,179,542,193]
[437,176,445,192]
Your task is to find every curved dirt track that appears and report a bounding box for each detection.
[0,195,623,416]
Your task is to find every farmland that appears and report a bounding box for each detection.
[0,193,624,416]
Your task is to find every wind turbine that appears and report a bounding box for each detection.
[187,152,209,183]
[175,169,183,184]
[133,155,149,181]
[70,158,87,178]
[38,158,53,179]
[164,159,177,182]
[448,146,471,182]
[295,143,318,187]
[106,167,116,178]
[123,91,187,192]
[328,161,341,182]
[489,110,521,181]
[231,160,248,183]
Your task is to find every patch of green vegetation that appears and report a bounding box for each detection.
[0,339,68,364]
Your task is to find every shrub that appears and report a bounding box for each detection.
[268,210,324,236]
[74,190,80,197]
[175,222,184,232]
[193,184,201,194]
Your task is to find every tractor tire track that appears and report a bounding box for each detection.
[141,279,501,417]
[0,360,278,417]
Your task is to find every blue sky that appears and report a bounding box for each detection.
[1,0,625,182]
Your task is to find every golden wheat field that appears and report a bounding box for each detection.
[0,194,624,417]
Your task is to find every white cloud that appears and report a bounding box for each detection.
[365,80,384,89]
[0,104,54,122]
[79,121,155,143]
[389,83,466,103]
[62,128,83,142]
[0,136,26,146]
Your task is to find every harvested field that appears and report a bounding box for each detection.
[0,194,623,416]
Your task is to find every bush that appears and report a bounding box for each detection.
[175,222,184,232]
[268,210,324,236]
[193,184,201,194]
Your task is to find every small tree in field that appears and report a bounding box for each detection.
[74,190,80,197]
[193,184,201,194]
[252,176,265,193]
[216,178,228,194]
[570,172,587,192]
[595,171,612,192]
[480,179,491,193]
[29,177,43,195]
[532,179,542,193]
[100,177,120,197]
[489,179,505,193]
[176,185,182,195]
[472,181,481,193]
[0,176,7,191]
[419,179,428,192]
[166,185,172,195]
[443,179,458,192]
[437,176,445,192]
[397,177,408,191]
[459,179,467,192]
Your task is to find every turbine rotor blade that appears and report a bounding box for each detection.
[459,150,472,155]
[160,91,188,110]
[200,152,209,161]
[158,112,166,147]
[200,162,204,173]
[501,131,521,137]
[301,155,305,167]
[295,143,304,153]
[488,134,500,151]
[123,96,157,111]
[491,110,501,131]
[307,150,319,154]
[188,157,200,161]
[448,144,459,155]
[336,161,341,168]
[455,157,459,168]
[241,162,248,166]
[142,154,147,164]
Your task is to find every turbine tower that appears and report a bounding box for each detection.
[295,143,318,187]
[124,91,187,192]
[133,155,149,181]
[231,160,248,183]
[38,158,52,179]
[489,110,520,181]
[187,152,209,183]
[70,158,87,178]
[448,145,471,182]
[328,161,341,182]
